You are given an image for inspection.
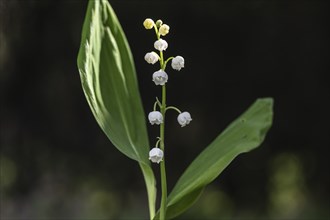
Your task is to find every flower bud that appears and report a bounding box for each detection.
[159,24,170,36]
[148,111,163,125]
[156,20,163,28]
[143,18,154,29]
[149,147,163,163]
[152,70,168,86]
[144,52,159,64]
[154,39,168,52]
[171,56,185,71]
[177,112,192,127]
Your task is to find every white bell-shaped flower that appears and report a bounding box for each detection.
[177,111,192,127]
[171,56,185,71]
[154,39,168,52]
[152,70,168,85]
[144,52,159,64]
[148,111,163,125]
[149,147,164,164]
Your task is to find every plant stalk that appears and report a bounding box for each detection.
[159,84,167,220]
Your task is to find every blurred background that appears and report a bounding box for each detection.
[1,0,329,219]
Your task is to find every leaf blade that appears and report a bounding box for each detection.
[77,0,149,164]
[165,98,274,219]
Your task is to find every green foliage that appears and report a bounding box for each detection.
[77,1,156,218]
[155,98,274,219]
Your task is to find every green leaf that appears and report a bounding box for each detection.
[162,98,274,219]
[77,1,156,218]
[77,0,148,164]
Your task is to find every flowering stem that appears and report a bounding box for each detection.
[153,21,167,220]
[160,51,164,68]
[159,84,167,220]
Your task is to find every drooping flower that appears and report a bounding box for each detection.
[143,18,154,29]
[171,56,185,71]
[159,24,170,36]
[152,70,168,85]
[144,52,159,64]
[154,39,168,52]
[177,112,192,127]
[148,111,163,125]
[149,147,164,163]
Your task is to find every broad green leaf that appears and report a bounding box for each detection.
[160,98,274,219]
[77,0,148,164]
[77,1,156,218]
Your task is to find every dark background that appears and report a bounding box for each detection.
[1,0,329,219]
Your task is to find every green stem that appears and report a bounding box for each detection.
[155,138,161,148]
[159,84,167,220]
[160,51,164,68]
[163,57,174,70]
[165,106,182,114]
[154,25,159,39]
[155,24,167,220]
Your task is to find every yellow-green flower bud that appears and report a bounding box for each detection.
[156,19,163,28]
[159,24,170,36]
[143,18,154,29]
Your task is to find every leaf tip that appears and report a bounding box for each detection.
[256,97,274,105]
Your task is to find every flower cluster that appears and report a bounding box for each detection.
[143,18,192,163]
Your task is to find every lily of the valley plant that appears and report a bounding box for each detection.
[77,1,274,220]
